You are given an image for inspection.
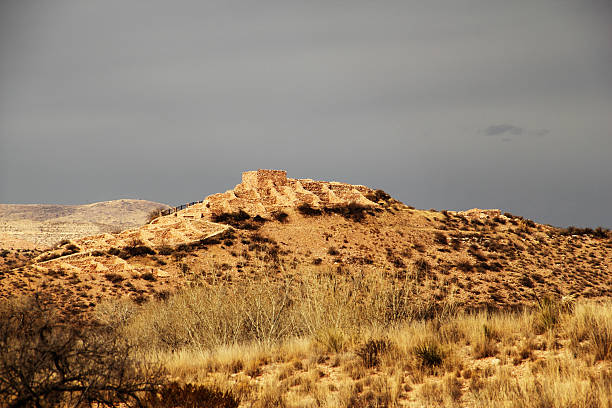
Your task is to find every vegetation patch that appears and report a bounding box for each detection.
[212,210,263,230]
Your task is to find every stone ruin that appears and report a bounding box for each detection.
[176,169,379,219]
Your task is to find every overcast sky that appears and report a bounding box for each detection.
[1,1,611,228]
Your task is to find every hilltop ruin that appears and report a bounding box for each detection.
[169,169,379,220]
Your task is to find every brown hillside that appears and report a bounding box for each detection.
[1,170,610,316]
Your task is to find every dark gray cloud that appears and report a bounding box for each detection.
[485,125,524,136]
[0,0,611,228]
[484,125,551,138]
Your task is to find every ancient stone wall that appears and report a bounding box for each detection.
[178,169,378,219]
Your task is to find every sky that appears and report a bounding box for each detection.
[0,0,611,228]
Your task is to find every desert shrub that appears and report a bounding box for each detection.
[147,208,163,223]
[212,210,249,224]
[64,244,80,253]
[414,341,444,367]
[212,210,261,230]
[388,255,406,268]
[567,303,612,361]
[120,244,156,259]
[365,189,392,203]
[250,233,273,244]
[472,324,498,358]
[519,274,534,288]
[469,247,488,262]
[297,203,322,216]
[434,232,448,245]
[456,259,473,272]
[0,296,164,408]
[324,202,372,222]
[312,258,323,265]
[586,315,612,361]
[327,246,340,256]
[104,273,125,284]
[127,275,297,349]
[412,242,426,252]
[145,381,239,408]
[593,226,610,239]
[141,272,157,282]
[272,211,289,223]
[357,338,390,368]
[470,359,612,408]
[413,258,431,277]
[315,328,348,353]
[534,295,574,333]
[252,215,267,224]
[157,246,173,256]
[123,270,454,352]
[560,225,610,238]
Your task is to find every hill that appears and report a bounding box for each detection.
[1,170,611,407]
[1,169,610,315]
[0,199,170,248]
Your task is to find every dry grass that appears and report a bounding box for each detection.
[89,271,612,407]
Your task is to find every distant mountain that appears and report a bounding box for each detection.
[0,199,170,247]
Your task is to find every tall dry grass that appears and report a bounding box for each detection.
[112,269,455,352]
[93,268,612,407]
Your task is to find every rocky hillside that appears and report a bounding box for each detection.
[0,199,170,247]
[2,170,610,316]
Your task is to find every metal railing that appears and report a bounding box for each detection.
[160,200,204,216]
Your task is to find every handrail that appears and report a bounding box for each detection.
[160,200,204,216]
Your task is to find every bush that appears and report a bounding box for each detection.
[534,295,574,333]
[456,259,473,272]
[434,232,448,245]
[147,208,163,223]
[327,246,340,256]
[157,246,173,256]
[104,273,125,284]
[212,210,261,230]
[473,325,498,359]
[414,341,444,367]
[365,189,392,203]
[64,244,80,253]
[120,243,156,259]
[272,211,289,223]
[0,296,164,408]
[145,382,239,408]
[414,258,431,276]
[357,339,390,368]
[315,328,348,353]
[323,202,373,222]
[123,271,453,352]
[560,226,610,238]
[586,315,612,361]
[141,272,157,282]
